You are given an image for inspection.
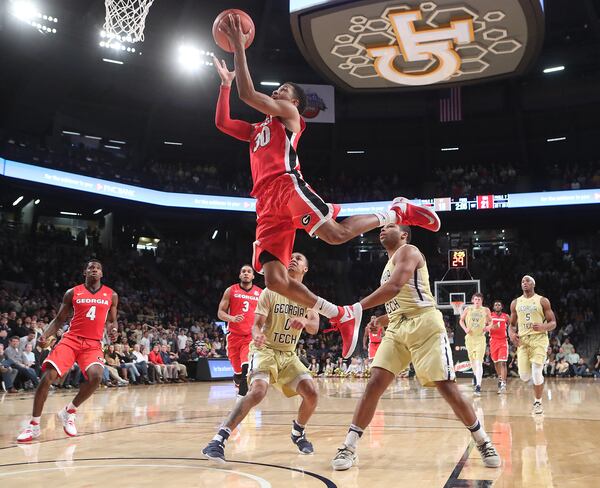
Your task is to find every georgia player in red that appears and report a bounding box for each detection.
[213,15,441,359]
[363,315,384,366]
[490,300,510,394]
[217,264,262,396]
[17,260,118,442]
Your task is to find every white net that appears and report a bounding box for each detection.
[104,0,155,43]
[450,301,465,316]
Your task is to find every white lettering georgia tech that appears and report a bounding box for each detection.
[367,10,474,86]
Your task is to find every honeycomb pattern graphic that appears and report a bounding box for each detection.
[330,2,524,81]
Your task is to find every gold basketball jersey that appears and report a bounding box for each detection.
[254,288,309,352]
[381,246,436,317]
[516,294,545,337]
[465,307,487,337]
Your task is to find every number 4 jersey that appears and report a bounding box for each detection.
[228,284,263,337]
[68,284,114,340]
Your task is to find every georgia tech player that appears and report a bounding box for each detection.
[202,253,319,462]
[509,275,556,415]
[459,293,492,395]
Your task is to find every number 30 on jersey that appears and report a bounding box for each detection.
[253,126,270,152]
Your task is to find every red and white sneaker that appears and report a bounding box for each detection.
[58,408,78,437]
[17,422,40,443]
[391,197,441,232]
[330,303,363,359]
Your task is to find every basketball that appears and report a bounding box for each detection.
[212,9,255,53]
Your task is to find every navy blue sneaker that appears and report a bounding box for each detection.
[291,433,314,454]
[202,440,226,464]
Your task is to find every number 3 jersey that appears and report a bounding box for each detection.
[228,284,263,337]
[254,288,310,352]
[249,115,306,198]
[68,284,114,340]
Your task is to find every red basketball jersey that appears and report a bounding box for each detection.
[369,328,383,344]
[228,284,262,336]
[68,284,114,340]
[489,312,509,342]
[249,115,306,197]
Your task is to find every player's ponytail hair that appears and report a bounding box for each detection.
[285,82,307,115]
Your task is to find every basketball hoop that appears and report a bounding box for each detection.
[450,300,465,316]
[103,0,154,43]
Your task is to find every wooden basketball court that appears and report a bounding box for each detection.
[1,378,598,487]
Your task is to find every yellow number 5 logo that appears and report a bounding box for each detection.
[367,10,474,86]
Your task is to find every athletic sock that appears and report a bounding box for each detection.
[213,426,232,444]
[344,424,364,450]
[467,420,489,446]
[31,416,41,425]
[534,397,542,403]
[292,420,305,438]
[314,297,339,319]
[66,402,77,412]
[374,210,397,227]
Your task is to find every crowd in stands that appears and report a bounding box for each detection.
[2,215,600,393]
[2,134,599,203]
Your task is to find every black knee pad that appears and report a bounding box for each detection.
[238,364,249,396]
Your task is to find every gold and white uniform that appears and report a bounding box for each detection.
[248,288,311,397]
[516,294,549,371]
[464,306,487,362]
[372,246,455,387]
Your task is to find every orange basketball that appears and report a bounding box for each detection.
[212,9,255,53]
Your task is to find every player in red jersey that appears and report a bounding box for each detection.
[363,315,384,366]
[17,260,118,442]
[213,15,441,359]
[218,264,262,396]
[490,300,510,394]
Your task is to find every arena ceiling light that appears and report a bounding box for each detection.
[34,199,40,205]
[164,141,183,146]
[12,195,24,206]
[547,136,566,142]
[102,58,123,65]
[61,130,80,136]
[85,135,102,140]
[60,211,80,216]
[543,65,564,74]
[10,1,58,34]
[177,45,214,73]
[260,81,280,86]
[104,144,121,149]
[93,208,103,215]
[109,139,126,144]
[441,147,460,151]
[346,150,365,154]
[212,230,218,239]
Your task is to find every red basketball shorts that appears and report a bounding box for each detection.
[226,334,252,374]
[490,339,508,362]
[42,334,105,379]
[369,342,381,360]
[252,173,340,273]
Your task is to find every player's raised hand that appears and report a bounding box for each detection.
[219,14,251,50]
[233,314,245,323]
[289,318,305,331]
[213,56,235,86]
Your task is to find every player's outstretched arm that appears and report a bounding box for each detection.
[221,15,300,129]
[213,62,253,142]
[40,289,74,345]
[358,245,421,311]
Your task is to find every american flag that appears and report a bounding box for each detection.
[439,86,462,122]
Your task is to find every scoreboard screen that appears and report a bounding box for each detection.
[449,250,468,269]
